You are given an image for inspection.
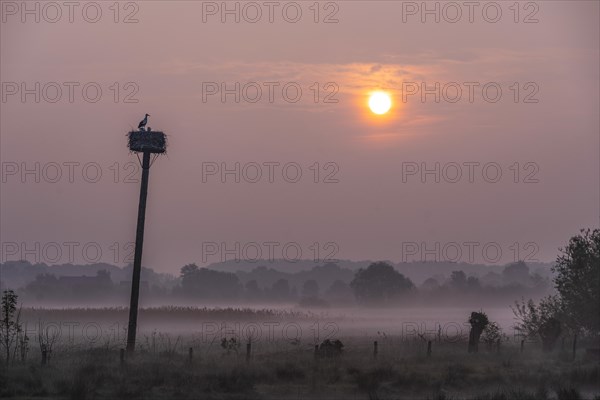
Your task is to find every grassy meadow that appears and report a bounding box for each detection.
[1,307,598,400]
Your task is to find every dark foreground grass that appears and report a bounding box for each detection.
[1,340,599,400]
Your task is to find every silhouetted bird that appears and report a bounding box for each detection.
[138,114,150,130]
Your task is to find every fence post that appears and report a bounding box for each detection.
[572,334,578,361]
[427,341,432,357]
[188,347,193,363]
[520,340,524,354]
[373,341,378,359]
[312,344,319,392]
[496,339,501,354]
[120,348,125,366]
[41,345,47,366]
[246,341,251,363]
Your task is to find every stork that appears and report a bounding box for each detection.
[138,114,150,131]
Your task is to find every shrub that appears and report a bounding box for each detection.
[318,339,344,358]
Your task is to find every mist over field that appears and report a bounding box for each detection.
[1,258,552,336]
[1,0,599,399]
[2,253,599,399]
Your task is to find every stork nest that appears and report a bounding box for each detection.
[127,130,167,154]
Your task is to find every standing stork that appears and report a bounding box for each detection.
[138,114,150,131]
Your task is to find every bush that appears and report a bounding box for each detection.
[481,321,506,350]
[318,339,344,358]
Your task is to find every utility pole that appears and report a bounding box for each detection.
[125,127,167,353]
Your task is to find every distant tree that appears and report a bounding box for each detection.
[480,271,503,287]
[95,270,113,290]
[24,274,59,300]
[553,229,600,334]
[180,263,199,276]
[530,273,549,290]
[180,265,242,299]
[301,280,319,298]
[179,263,199,296]
[325,280,354,303]
[450,270,467,289]
[350,262,414,305]
[244,280,262,300]
[290,285,298,300]
[271,279,290,300]
[96,269,111,281]
[502,261,530,285]
[466,276,481,290]
[421,277,440,291]
[320,262,343,270]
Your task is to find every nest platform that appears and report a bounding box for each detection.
[128,130,167,154]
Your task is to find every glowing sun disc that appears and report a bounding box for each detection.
[369,92,392,115]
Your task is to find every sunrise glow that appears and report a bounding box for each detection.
[368,91,392,115]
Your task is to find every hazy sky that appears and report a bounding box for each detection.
[1,1,598,272]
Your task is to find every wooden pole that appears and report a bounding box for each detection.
[126,151,151,353]
[41,345,47,366]
[373,341,378,359]
[572,334,578,361]
[520,339,524,353]
[120,348,125,366]
[246,341,251,363]
[427,341,432,357]
[188,347,193,363]
[312,345,318,392]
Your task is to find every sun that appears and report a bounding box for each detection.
[369,91,392,115]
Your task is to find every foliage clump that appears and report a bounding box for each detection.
[481,321,506,350]
[350,262,414,305]
[512,229,600,349]
[468,311,489,353]
[318,339,344,358]
[221,337,240,354]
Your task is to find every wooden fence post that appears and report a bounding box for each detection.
[188,347,193,363]
[427,341,432,357]
[572,334,578,361]
[246,341,251,363]
[373,341,378,359]
[312,344,319,392]
[41,345,47,366]
[520,340,524,354]
[120,348,125,366]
